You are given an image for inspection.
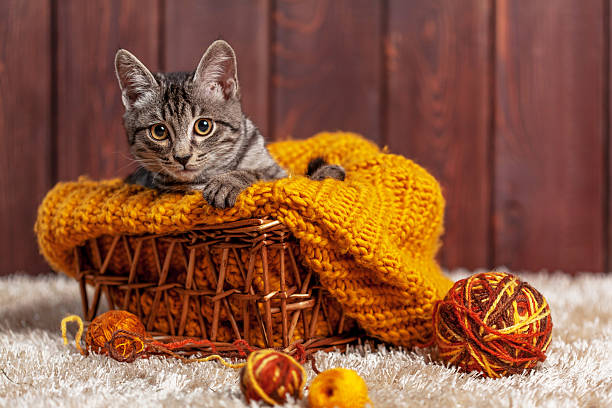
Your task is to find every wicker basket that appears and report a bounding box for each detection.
[72,218,362,356]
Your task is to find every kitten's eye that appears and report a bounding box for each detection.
[150,124,168,140]
[194,118,214,136]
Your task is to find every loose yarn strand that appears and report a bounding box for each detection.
[185,355,246,369]
[146,339,246,369]
[60,314,246,369]
[60,315,86,355]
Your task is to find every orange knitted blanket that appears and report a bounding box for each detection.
[35,132,452,346]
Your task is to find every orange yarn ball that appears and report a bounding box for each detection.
[240,349,306,405]
[308,368,370,408]
[86,310,146,359]
[433,271,553,378]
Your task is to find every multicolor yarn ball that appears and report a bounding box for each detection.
[308,368,370,408]
[240,349,306,405]
[432,271,553,378]
[86,310,146,359]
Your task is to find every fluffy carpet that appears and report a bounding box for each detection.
[0,270,611,407]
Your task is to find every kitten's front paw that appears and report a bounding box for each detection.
[201,174,253,209]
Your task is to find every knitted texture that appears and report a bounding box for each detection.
[35,132,452,347]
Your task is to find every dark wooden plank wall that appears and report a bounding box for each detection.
[57,0,161,180]
[494,0,606,274]
[0,0,52,274]
[0,0,609,275]
[387,0,492,269]
[273,0,382,143]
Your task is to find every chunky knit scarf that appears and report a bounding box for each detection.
[35,132,452,347]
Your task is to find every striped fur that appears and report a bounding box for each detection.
[116,40,343,209]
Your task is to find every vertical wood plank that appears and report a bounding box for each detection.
[164,0,271,137]
[56,0,160,180]
[0,1,52,275]
[608,0,612,274]
[495,0,605,273]
[387,0,493,269]
[273,0,382,142]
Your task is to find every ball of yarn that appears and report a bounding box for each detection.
[86,310,146,360]
[240,349,306,405]
[433,271,553,378]
[308,368,370,408]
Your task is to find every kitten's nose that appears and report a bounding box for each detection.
[174,154,191,166]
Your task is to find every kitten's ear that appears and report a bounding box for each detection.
[193,40,240,100]
[114,49,158,109]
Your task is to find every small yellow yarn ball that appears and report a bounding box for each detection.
[86,310,146,358]
[240,349,306,405]
[308,368,370,408]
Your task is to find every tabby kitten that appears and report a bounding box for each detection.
[115,40,344,209]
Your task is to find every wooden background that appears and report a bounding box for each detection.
[0,0,609,275]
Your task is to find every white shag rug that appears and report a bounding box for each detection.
[0,270,611,407]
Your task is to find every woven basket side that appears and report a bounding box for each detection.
[73,219,360,353]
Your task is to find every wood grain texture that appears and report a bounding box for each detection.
[56,0,160,180]
[495,0,605,273]
[387,0,492,269]
[2,1,610,276]
[609,0,612,274]
[164,0,271,137]
[273,0,382,142]
[0,1,52,274]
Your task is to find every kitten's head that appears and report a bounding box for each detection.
[115,40,243,182]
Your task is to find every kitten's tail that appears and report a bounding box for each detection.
[307,157,346,181]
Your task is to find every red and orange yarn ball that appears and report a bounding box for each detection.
[86,310,147,360]
[432,271,553,378]
[240,349,306,405]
